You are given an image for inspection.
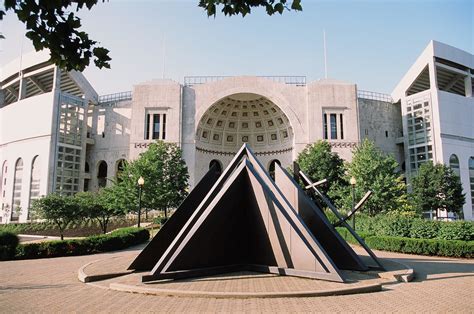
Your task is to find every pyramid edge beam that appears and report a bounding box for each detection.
[145,147,252,275]
[148,158,344,283]
[149,158,250,276]
[128,164,221,271]
[242,147,345,277]
[245,161,344,282]
[274,164,369,271]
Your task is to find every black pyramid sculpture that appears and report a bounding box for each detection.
[129,144,378,283]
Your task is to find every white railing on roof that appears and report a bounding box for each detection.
[184,76,306,86]
[357,90,392,102]
[98,91,132,105]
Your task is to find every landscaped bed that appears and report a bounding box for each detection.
[0,227,150,261]
[0,219,139,238]
[332,213,474,258]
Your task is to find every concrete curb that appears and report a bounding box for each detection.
[109,281,382,299]
[378,260,415,283]
[79,256,414,298]
[78,258,132,283]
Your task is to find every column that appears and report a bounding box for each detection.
[464,75,472,97]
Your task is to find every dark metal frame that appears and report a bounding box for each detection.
[296,169,384,270]
[130,144,385,284]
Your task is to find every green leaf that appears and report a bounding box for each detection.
[291,0,302,11]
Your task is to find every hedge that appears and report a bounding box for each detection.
[336,227,474,258]
[0,231,19,260]
[11,227,149,260]
[326,211,474,241]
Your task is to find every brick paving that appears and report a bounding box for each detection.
[1,245,473,313]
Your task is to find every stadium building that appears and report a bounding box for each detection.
[0,40,472,223]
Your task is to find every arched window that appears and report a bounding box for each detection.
[1,161,7,199]
[1,161,6,221]
[209,159,222,176]
[268,159,281,180]
[449,154,460,177]
[97,161,108,188]
[469,157,474,214]
[11,158,23,221]
[116,159,127,182]
[28,156,41,219]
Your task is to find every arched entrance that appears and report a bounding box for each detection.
[209,159,223,176]
[195,93,293,180]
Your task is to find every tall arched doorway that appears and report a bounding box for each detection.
[209,159,223,176]
[97,161,108,188]
[11,158,23,221]
[195,93,294,181]
[268,159,281,180]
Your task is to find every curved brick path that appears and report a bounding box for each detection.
[1,245,473,312]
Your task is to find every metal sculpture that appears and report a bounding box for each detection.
[129,144,383,283]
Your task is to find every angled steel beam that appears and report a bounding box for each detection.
[298,170,384,270]
[304,178,327,190]
[333,191,372,227]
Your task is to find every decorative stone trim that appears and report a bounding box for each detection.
[329,142,358,148]
[196,146,293,156]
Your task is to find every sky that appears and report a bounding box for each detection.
[1,0,472,95]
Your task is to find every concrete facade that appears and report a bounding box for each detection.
[392,41,474,220]
[1,51,97,223]
[1,40,472,222]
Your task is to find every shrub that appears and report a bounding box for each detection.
[323,210,338,225]
[349,213,474,242]
[15,242,45,259]
[0,231,19,260]
[437,221,474,241]
[14,227,149,260]
[410,219,439,239]
[335,227,370,244]
[382,216,412,238]
[336,229,474,258]
[154,217,168,226]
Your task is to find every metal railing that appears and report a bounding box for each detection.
[184,76,306,87]
[98,91,132,105]
[357,90,393,102]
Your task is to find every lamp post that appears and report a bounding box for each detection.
[350,176,356,230]
[137,176,144,227]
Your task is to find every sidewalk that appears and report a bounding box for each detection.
[1,244,473,312]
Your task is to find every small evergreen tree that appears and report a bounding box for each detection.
[411,162,465,217]
[295,140,346,196]
[334,139,407,216]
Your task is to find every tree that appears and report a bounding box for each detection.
[334,139,407,216]
[1,0,302,71]
[116,141,189,219]
[411,162,465,218]
[31,193,80,240]
[200,0,302,17]
[1,0,111,71]
[295,140,346,196]
[75,190,125,234]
